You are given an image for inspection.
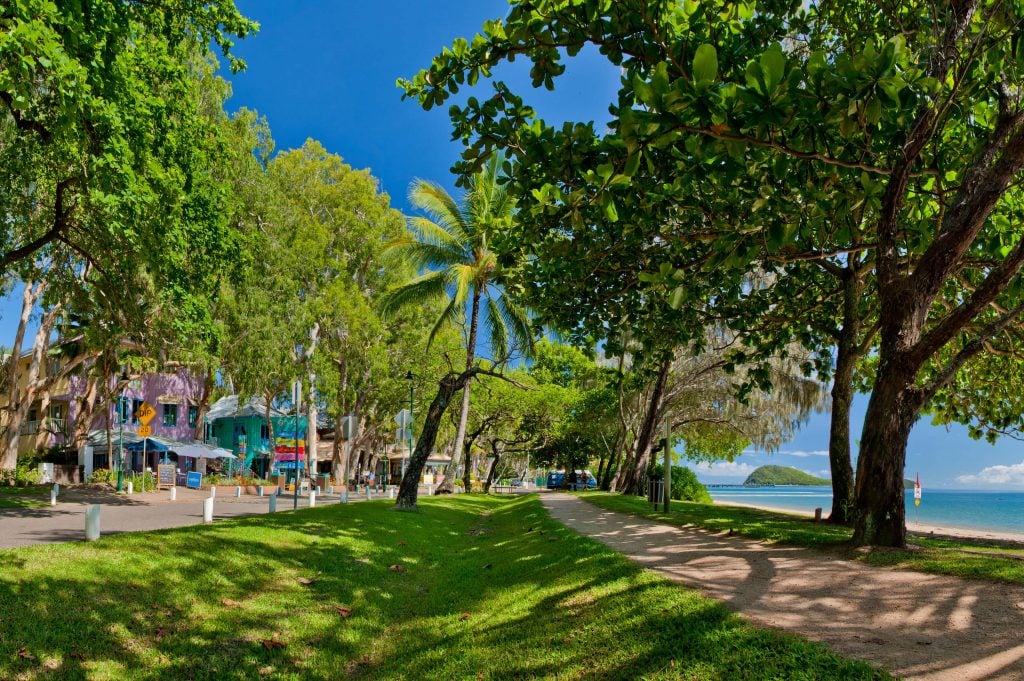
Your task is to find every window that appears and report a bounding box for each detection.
[131,399,143,425]
[260,424,270,441]
[188,405,198,428]
[162,404,178,427]
[118,398,131,424]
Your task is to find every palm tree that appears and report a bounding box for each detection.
[381,157,533,491]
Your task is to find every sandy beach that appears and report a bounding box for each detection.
[715,499,1024,546]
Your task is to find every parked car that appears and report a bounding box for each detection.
[546,470,597,490]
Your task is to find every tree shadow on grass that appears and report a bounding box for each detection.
[0,496,882,680]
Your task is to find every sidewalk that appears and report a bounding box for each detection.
[0,485,393,549]
[541,492,1024,681]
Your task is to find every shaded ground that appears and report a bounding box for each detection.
[0,485,394,548]
[543,492,1024,681]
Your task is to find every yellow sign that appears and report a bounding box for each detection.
[138,424,153,437]
[135,401,156,426]
[914,498,921,507]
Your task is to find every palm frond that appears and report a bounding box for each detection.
[485,293,509,361]
[408,179,470,244]
[449,263,475,310]
[385,233,464,271]
[378,269,450,318]
[498,293,535,358]
[427,295,461,350]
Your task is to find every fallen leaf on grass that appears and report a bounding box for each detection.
[459,612,471,621]
[296,577,316,586]
[388,564,406,573]
[17,648,34,661]
[334,606,353,617]
[397,541,407,546]
[221,598,244,608]
[260,635,287,650]
[155,628,169,639]
[258,666,274,676]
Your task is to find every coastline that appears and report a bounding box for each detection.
[713,499,1024,546]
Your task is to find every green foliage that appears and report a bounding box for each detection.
[743,465,830,486]
[651,463,712,503]
[87,468,114,485]
[0,456,41,486]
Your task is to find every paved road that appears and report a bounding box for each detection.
[0,486,393,548]
[542,492,1024,681]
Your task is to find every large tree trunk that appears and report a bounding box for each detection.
[851,364,920,547]
[621,357,672,495]
[192,368,215,441]
[827,268,863,524]
[72,373,100,448]
[483,444,500,493]
[395,370,473,509]
[435,289,481,494]
[0,282,42,469]
[2,295,57,469]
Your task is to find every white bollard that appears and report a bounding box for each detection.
[328,485,334,495]
[428,484,434,496]
[210,485,216,499]
[366,485,372,500]
[258,486,264,497]
[203,497,214,524]
[126,481,133,495]
[309,490,316,508]
[341,487,348,504]
[316,486,322,494]
[235,486,241,498]
[50,484,58,506]
[388,486,394,499]
[85,504,101,541]
[170,486,177,501]
[269,494,277,513]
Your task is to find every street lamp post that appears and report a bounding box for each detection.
[405,371,415,479]
[116,366,129,492]
[293,379,301,511]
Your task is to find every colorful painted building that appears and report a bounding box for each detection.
[206,395,307,478]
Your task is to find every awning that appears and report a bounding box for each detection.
[123,437,235,460]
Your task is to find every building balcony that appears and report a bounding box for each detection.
[19,418,67,437]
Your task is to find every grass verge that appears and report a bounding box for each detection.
[0,494,885,680]
[576,491,1024,585]
[0,486,46,509]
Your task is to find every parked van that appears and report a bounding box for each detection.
[546,470,597,490]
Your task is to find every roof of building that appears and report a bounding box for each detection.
[206,395,289,421]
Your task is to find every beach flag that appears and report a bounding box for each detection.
[914,473,922,507]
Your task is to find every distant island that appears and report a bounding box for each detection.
[743,465,830,486]
[903,478,916,490]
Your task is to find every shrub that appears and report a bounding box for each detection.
[203,474,223,487]
[88,468,114,484]
[651,464,712,503]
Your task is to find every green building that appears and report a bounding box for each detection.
[206,395,307,478]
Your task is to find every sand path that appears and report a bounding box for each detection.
[541,492,1024,681]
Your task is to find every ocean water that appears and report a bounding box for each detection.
[707,485,1024,536]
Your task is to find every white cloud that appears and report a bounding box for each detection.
[956,459,1024,486]
[817,470,832,478]
[692,461,758,477]
[784,450,829,458]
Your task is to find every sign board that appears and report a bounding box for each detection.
[395,409,412,429]
[137,424,153,437]
[157,464,176,488]
[186,471,202,489]
[135,401,156,426]
[340,415,358,440]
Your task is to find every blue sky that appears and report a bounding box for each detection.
[2,1,1022,488]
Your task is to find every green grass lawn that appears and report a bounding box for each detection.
[576,491,1024,585]
[0,485,46,509]
[0,494,885,680]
